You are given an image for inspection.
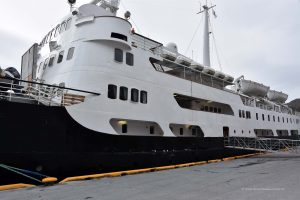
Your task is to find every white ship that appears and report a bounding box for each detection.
[0,0,299,182]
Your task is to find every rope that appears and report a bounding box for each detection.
[184,14,204,56]
[208,16,223,71]
[0,164,49,183]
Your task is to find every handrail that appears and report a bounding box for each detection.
[0,78,101,107]
[1,77,101,96]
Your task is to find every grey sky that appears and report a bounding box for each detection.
[0,0,299,100]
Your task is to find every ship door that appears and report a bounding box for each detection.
[223,127,229,138]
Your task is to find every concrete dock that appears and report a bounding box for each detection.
[1,151,300,200]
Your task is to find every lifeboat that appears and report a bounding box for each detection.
[214,71,225,79]
[176,55,192,66]
[224,74,234,82]
[161,48,177,61]
[238,79,270,97]
[267,90,288,104]
[190,62,204,71]
[202,66,215,75]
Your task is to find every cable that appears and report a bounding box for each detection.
[184,14,204,55]
[208,15,223,71]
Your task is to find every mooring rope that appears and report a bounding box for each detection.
[0,164,49,183]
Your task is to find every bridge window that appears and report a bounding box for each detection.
[114,48,123,62]
[57,51,64,63]
[140,91,148,104]
[131,88,139,102]
[108,84,117,99]
[67,47,75,60]
[119,87,128,101]
[180,128,183,135]
[111,32,128,42]
[126,53,134,66]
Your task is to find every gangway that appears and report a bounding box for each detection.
[224,137,300,153]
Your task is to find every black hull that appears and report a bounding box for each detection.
[0,100,254,185]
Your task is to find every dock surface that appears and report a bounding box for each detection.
[1,151,300,200]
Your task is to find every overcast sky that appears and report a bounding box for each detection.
[0,0,299,101]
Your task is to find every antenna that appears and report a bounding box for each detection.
[197,1,216,67]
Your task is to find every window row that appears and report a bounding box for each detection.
[37,47,75,73]
[256,112,298,124]
[201,106,222,114]
[108,85,148,104]
[40,18,72,46]
[239,110,251,119]
[114,48,134,66]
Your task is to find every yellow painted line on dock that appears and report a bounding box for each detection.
[42,177,58,184]
[0,183,35,191]
[222,157,236,161]
[60,153,259,184]
[207,159,222,163]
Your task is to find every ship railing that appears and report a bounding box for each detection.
[0,79,100,107]
[157,58,233,90]
[225,137,300,153]
[132,34,163,54]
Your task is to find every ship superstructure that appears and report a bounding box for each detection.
[0,0,299,182]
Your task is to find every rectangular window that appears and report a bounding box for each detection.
[180,128,183,135]
[48,56,55,67]
[210,107,213,112]
[205,106,208,111]
[57,51,64,63]
[256,113,258,120]
[111,32,128,41]
[214,107,218,113]
[122,124,127,133]
[273,116,275,122]
[262,114,265,121]
[67,47,75,60]
[108,84,117,99]
[114,48,123,62]
[131,88,139,102]
[119,86,128,101]
[192,128,196,136]
[242,110,245,118]
[150,126,154,134]
[140,91,148,104]
[278,116,280,122]
[239,110,242,118]
[217,108,221,113]
[126,53,134,66]
[268,115,270,121]
[282,117,284,123]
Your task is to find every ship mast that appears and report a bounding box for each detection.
[197,3,216,67]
